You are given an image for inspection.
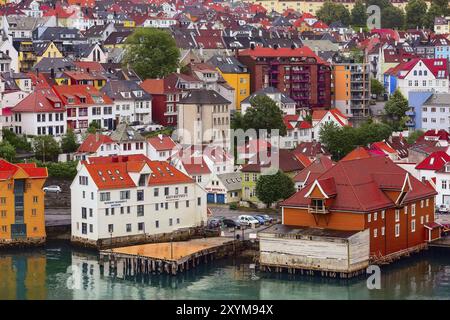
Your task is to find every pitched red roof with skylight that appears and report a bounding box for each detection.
[12,89,64,113]
[85,154,193,189]
[416,151,450,171]
[148,135,177,151]
[53,85,113,106]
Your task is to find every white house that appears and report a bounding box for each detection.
[280,115,312,149]
[10,88,66,137]
[311,108,349,141]
[240,87,296,116]
[71,154,207,245]
[74,133,120,161]
[147,134,178,161]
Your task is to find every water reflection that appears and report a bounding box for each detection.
[0,244,449,300]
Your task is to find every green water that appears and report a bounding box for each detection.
[0,242,450,300]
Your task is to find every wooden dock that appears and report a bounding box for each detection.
[99,237,240,276]
[429,236,450,248]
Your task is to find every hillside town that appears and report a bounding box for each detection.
[2,0,450,300]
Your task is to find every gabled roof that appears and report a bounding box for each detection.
[84,154,194,189]
[312,108,349,127]
[12,88,64,113]
[282,156,436,212]
[416,151,450,171]
[147,135,177,151]
[0,159,47,180]
[77,134,115,153]
[293,156,334,183]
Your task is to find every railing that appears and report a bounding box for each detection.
[308,205,329,214]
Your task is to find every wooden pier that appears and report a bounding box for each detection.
[429,236,450,248]
[99,237,241,276]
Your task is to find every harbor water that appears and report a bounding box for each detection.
[0,242,450,300]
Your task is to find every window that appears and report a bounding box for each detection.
[381,210,385,219]
[197,197,201,206]
[0,198,6,205]
[185,186,188,194]
[138,222,145,232]
[126,224,132,232]
[426,199,429,207]
[186,200,190,208]
[81,207,87,219]
[155,203,159,211]
[33,196,38,203]
[32,209,37,217]
[169,218,173,226]
[421,200,424,208]
[395,209,400,222]
[105,208,109,216]
[137,205,144,217]
[411,219,416,232]
[421,216,424,224]
[154,188,159,197]
[374,212,377,221]
[127,206,131,214]
[79,176,88,185]
[111,208,115,215]
[381,226,385,236]
[373,228,378,238]
[137,190,144,201]
[175,201,179,209]
[120,191,130,200]
[89,208,93,217]
[426,214,429,223]
[108,224,114,233]
[442,180,447,189]
[82,223,87,235]
[89,224,93,233]
[412,204,416,216]
[368,213,371,223]
[395,223,400,237]
[404,206,408,215]
[165,187,169,196]
[100,192,110,201]
[155,220,159,228]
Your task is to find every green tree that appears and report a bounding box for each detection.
[349,48,364,63]
[424,0,449,28]
[123,28,180,79]
[255,170,295,208]
[365,0,391,8]
[381,6,405,29]
[406,130,425,144]
[351,0,368,26]
[316,1,351,25]
[32,136,61,162]
[405,0,427,29]
[233,95,287,137]
[2,129,32,151]
[87,121,101,134]
[371,78,385,98]
[384,89,409,131]
[61,129,79,153]
[0,140,16,161]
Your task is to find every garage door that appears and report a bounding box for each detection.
[207,193,215,203]
[216,194,225,204]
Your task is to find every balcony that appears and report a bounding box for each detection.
[405,120,416,127]
[308,205,329,214]
[405,110,415,116]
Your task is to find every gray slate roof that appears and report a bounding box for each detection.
[423,93,450,106]
[110,123,145,142]
[241,87,295,105]
[179,89,231,105]
[217,172,242,191]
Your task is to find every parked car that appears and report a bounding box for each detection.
[222,219,241,229]
[255,214,273,223]
[43,185,62,193]
[252,215,265,225]
[238,215,260,227]
[207,218,221,228]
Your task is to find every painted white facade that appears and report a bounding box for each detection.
[12,111,66,136]
[71,160,207,241]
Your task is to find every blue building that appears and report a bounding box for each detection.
[407,91,433,130]
[433,37,450,61]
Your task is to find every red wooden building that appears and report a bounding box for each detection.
[281,155,440,260]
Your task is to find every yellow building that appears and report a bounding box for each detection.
[35,41,63,63]
[0,160,48,245]
[208,55,250,111]
[14,40,36,73]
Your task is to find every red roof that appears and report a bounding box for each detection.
[386,58,448,79]
[416,151,450,171]
[238,46,327,64]
[74,61,105,73]
[77,134,115,153]
[283,115,312,130]
[312,109,349,127]
[0,159,47,180]
[282,156,437,212]
[12,89,64,113]
[147,135,177,151]
[417,129,450,142]
[293,156,334,183]
[53,85,113,106]
[84,154,194,189]
[182,157,211,175]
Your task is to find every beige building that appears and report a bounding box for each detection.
[177,89,231,147]
[246,0,415,15]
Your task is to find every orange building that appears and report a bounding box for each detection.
[281,155,439,260]
[0,160,48,245]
